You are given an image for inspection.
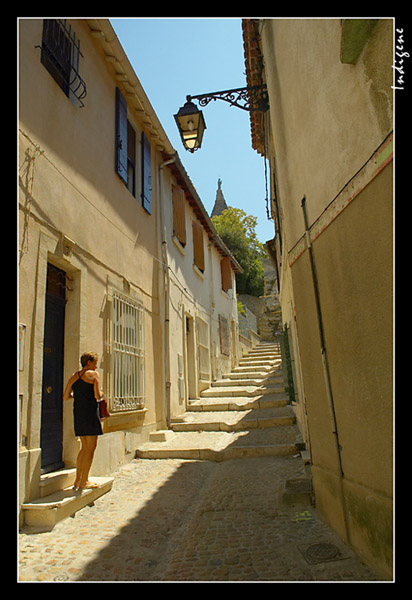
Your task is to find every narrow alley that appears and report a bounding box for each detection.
[19,343,380,582]
[18,457,379,582]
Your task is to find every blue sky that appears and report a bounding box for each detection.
[110,18,275,244]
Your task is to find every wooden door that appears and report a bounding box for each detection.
[40,264,66,473]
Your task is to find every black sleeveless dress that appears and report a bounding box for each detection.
[72,373,103,437]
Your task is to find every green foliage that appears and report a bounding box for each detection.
[212,207,266,297]
[237,299,246,316]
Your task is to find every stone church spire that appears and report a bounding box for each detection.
[211,178,228,218]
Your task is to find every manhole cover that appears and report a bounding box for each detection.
[306,543,339,561]
[298,542,346,565]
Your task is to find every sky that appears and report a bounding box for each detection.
[110,17,275,245]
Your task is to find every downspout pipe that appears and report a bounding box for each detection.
[301,196,350,544]
[301,196,344,477]
[159,155,176,428]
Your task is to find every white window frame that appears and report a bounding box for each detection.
[108,289,145,412]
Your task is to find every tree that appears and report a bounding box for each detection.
[212,207,266,296]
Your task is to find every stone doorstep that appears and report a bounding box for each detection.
[281,477,314,506]
[22,477,114,531]
[39,468,77,498]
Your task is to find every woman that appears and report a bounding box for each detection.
[63,352,104,490]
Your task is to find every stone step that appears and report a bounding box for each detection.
[231,365,278,374]
[238,360,281,369]
[22,477,114,532]
[239,356,281,363]
[135,427,298,462]
[223,374,283,384]
[39,468,77,498]
[251,343,280,350]
[247,350,281,357]
[200,384,285,398]
[187,393,290,412]
[211,375,283,387]
[171,405,295,432]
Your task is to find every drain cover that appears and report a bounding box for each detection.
[298,542,346,565]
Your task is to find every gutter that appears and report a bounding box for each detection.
[301,195,350,542]
[159,155,177,428]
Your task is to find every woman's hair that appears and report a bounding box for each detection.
[80,352,99,367]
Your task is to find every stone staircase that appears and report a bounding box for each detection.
[136,342,302,462]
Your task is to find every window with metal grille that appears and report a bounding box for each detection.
[109,291,145,412]
[39,19,87,107]
[196,317,210,380]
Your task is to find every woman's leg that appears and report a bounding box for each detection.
[75,436,98,488]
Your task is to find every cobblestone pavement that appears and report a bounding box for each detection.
[19,456,381,582]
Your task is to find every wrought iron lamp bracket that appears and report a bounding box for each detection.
[187,85,268,113]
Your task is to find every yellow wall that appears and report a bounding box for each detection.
[18,19,166,513]
[260,18,393,578]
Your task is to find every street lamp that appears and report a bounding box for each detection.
[174,97,207,153]
[174,85,268,153]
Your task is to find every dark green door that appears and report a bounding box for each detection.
[40,264,66,473]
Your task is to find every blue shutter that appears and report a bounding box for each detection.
[115,87,128,184]
[141,131,152,215]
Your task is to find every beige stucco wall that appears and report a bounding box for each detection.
[18,19,166,517]
[290,164,393,577]
[261,18,393,249]
[161,167,239,419]
[19,19,240,525]
[260,18,393,578]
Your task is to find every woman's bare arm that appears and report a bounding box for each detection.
[93,370,103,401]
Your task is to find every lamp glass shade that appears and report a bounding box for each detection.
[174,100,206,152]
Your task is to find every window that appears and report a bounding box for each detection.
[172,185,187,246]
[221,256,232,293]
[196,317,210,380]
[109,290,145,412]
[192,220,205,272]
[115,87,152,213]
[127,121,136,197]
[39,19,86,107]
[141,131,152,214]
[115,87,129,185]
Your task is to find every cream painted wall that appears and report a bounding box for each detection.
[161,167,239,419]
[18,19,166,515]
[261,18,393,249]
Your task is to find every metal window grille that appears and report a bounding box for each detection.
[39,19,87,107]
[109,291,145,412]
[196,317,210,380]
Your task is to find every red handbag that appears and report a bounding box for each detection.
[98,398,110,419]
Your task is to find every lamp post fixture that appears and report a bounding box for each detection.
[174,84,268,153]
